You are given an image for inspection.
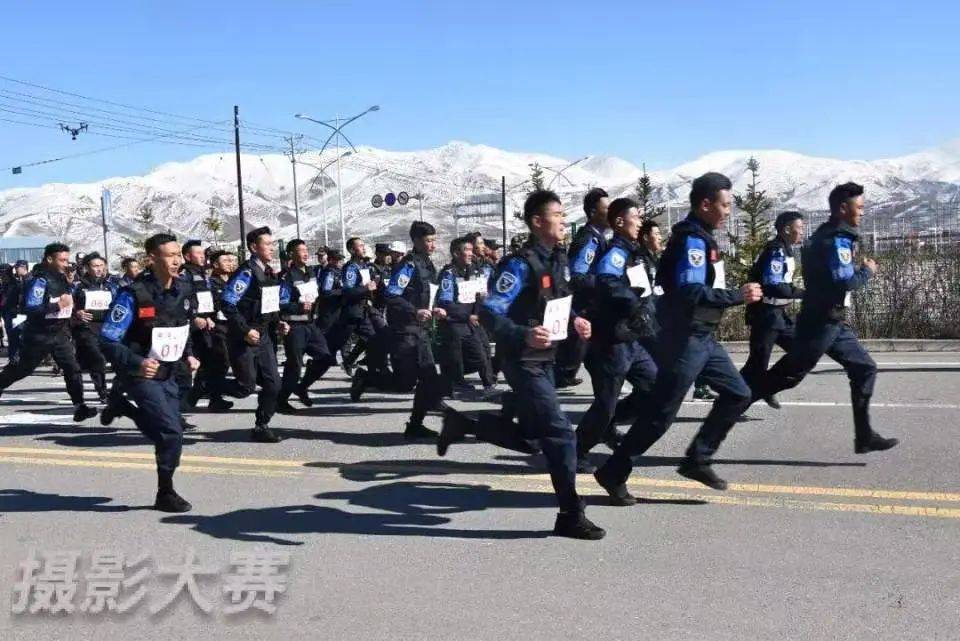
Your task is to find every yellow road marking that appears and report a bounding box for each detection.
[3,446,960,519]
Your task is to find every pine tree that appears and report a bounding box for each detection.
[202,207,224,246]
[529,163,545,192]
[124,202,156,248]
[633,164,666,221]
[727,157,773,284]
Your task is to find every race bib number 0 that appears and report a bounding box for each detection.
[195,290,214,314]
[542,295,572,342]
[260,285,280,314]
[712,260,727,290]
[626,265,652,298]
[295,280,318,304]
[84,290,112,311]
[45,296,72,319]
[148,325,189,362]
[456,279,483,304]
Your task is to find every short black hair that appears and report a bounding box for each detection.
[523,190,562,227]
[607,197,639,227]
[346,237,362,253]
[828,182,864,216]
[775,211,804,233]
[43,242,70,259]
[286,239,306,255]
[583,187,609,216]
[246,226,271,248]
[121,257,139,269]
[409,221,436,240]
[450,236,471,256]
[640,219,660,238]
[464,231,481,242]
[181,239,202,255]
[689,172,733,210]
[82,251,105,266]
[145,233,177,254]
[315,246,328,256]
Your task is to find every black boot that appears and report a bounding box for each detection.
[553,511,605,540]
[593,467,638,506]
[73,404,98,422]
[438,406,471,456]
[404,421,438,440]
[252,424,281,443]
[350,368,367,403]
[676,459,728,490]
[207,396,234,411]
[855,433,899,454]
[155,471,191,512]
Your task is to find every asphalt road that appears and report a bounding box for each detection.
[0,351,958,640]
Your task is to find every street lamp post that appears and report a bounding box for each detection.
[294,106,380,251]
[296,152,351,248]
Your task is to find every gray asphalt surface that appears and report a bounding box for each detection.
[0,351,958,640]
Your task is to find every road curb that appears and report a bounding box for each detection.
[722,339,960,353]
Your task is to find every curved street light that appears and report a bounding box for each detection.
[295,106,380,249]
[295,151,352,247]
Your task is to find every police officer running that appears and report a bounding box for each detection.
[99,233,200,512]
[71,252,115,403]
[574,198,658,473]
[439,190,605,540]
[750,182,898,454]
[740,211,805,407]
[0,243,98,422]
[220,227,289,443]
[594,173,764,502]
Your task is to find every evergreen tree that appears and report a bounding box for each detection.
[202,207,224,246]
[727,157,773,284]
[124,202,156,248]
[529,163,545,192]
[633,164,666,221]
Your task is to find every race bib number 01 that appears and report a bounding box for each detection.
[712,260,727,290]
[45,296,72,319]
[195,290,214,314]
[148,325,190,362]
[84,290,112,311]
[542,295,573,342]
[626,264,652,298]
[295,280,318,304]
[260,285,280,314]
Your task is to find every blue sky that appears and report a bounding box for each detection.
[1,0,958,189]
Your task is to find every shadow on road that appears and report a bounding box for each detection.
[0,488,133,513]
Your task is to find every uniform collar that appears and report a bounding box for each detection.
[611,233,640,253]
[830,218,861,239]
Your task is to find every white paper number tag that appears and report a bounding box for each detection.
[712,260,727,290]
[148,325,190,362]
[359,268,372,286]
[456,279,483,304]
[84,290,112,311]
[784,257,796,284]
[429,284,439,308]
[12,314,26,328]
[844,292,852,308]
[295,280,318,304]
[543,295,573,341]
[626,265,652,298]
[195,290,214,314]
[260,285,280,314]
[45,296,72,319]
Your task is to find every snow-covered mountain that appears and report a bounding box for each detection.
[1,139,958,262]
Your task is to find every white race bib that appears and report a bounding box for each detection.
[295,280,318,304]
[260,285,280,314]
[217,310,227,321]
[456,279,483,304]
[844,292,852,308]
[543,295,573,342]
[195,290,214,314]
[712,260,727,290]
[359,268,372,286]
[84,290,112,311]
[148,325,190,362]
[11,314,27,328]
[626,264,652,298]
[429,283,439,308]
[45,296,72,319]
[784,257,796,284]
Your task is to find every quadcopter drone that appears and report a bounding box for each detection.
[59,122,88,140]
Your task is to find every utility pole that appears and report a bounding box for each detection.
[335,114,346,252]
[418,183,424,221]
[501,175,507,250]
[100,188,110,264]
[284,134,303,239]
[233,105,247,257]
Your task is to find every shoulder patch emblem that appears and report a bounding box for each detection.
[584,248,596,264]
[610,252,626,269]
[770,261,783,274]
[110,305,128,324]
[495,272,517,294]
[837,247,852,265]
[687,248,706,267]
[397,273,410,289]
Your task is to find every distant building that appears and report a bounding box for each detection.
[0,236,56,265]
